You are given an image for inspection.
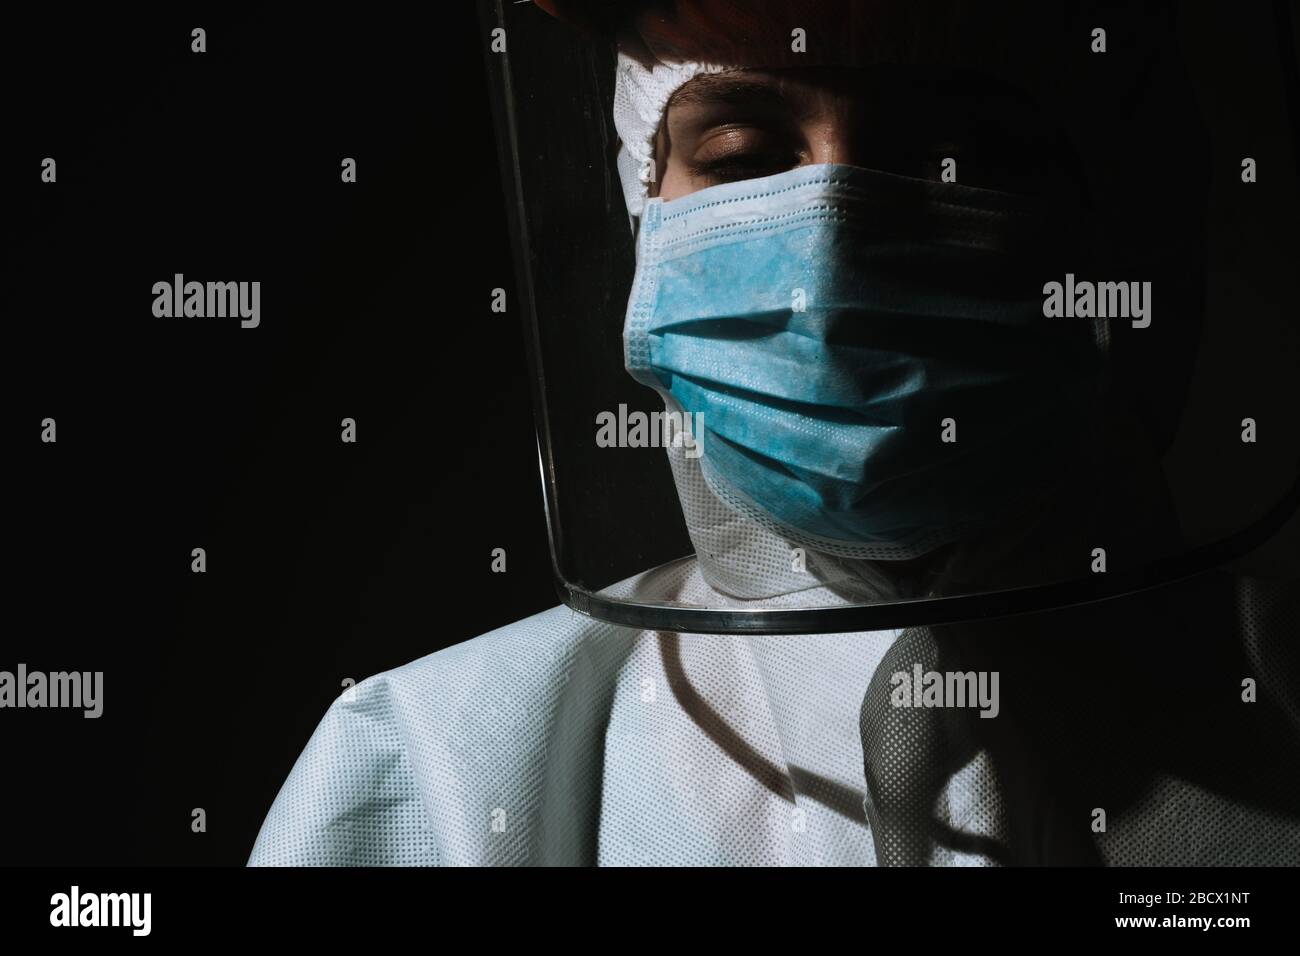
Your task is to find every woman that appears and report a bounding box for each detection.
[248,0,1300,866]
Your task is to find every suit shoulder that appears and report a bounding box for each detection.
[248,604,627,866]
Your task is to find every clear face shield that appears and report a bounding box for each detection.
[481,0,1299,634]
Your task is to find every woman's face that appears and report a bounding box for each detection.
[651,65,1088,204]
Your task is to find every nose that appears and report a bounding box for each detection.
[802,118,861,167]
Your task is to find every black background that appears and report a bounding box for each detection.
[3,6,555,865]
[3,1,1298,872]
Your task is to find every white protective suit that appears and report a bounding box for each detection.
[247,425,1300,866]
[248,44,1300,867]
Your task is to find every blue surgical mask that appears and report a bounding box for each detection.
[624,163,1101,560]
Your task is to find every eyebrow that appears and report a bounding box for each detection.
[666,73,791,111]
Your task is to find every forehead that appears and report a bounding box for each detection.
[663,66,1042,122]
